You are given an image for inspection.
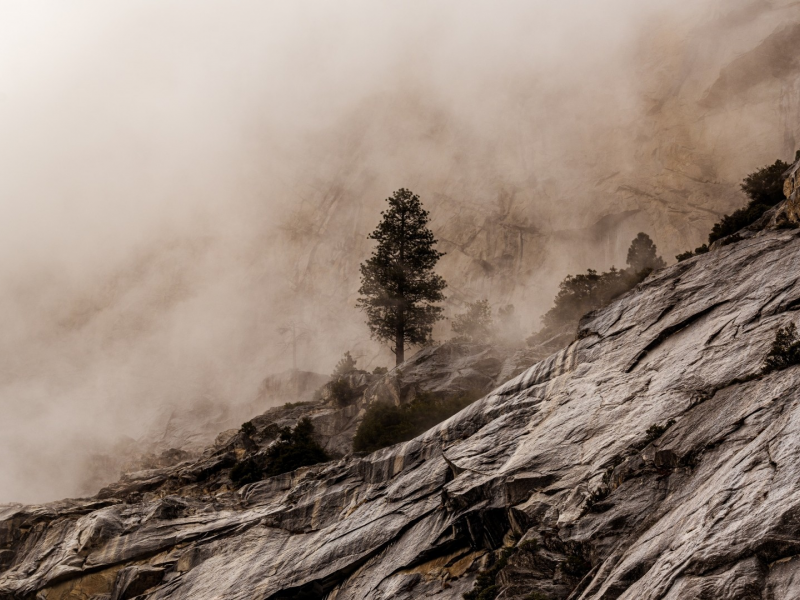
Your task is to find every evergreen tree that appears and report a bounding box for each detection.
[740,159,791,206]
[709,159,791,245]
[332,351,357,377]
[451,299,494,342]
[626,232,665,273]
[358,189,446,366]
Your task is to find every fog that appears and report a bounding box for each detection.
[1,0,798,503]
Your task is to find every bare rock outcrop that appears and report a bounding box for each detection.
[5,222,800,598]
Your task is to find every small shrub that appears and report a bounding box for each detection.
[230,418,330,486]
[633,418,676,451]
[283,401,312,409]
[329,378,357,408]
[676,244,709,262]
[230,455,263,486]
[585,486,610,511]
[240,420,256,437]
[265,418,330,476]
[353,389,483,453]
[632,419,676,451]
[762,323,800,374]
[719,233,743,247]
[372,366,388,375]
[645,418,676,441]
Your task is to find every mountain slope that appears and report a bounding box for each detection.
[4,216,800,598]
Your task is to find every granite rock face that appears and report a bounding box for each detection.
[5,218,800,598]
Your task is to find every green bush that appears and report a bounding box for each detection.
[329,377,357,408]
[240,420,256,437]
[676,244,709,262]
[709,202,772,245]
[283,401,312,409]
[230,455,263,486]
[230,418,330,486]
[763,323,800,374]
[530,232,664,344]
[372,366,388,375]
[452,299,494,342]
[676,159,791,258]
[265,418,330,476]
[353,390,483,453]
[537,267,646,336]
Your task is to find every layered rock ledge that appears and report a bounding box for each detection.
[4,223,800,599]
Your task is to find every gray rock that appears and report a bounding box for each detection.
[5,223,800,599]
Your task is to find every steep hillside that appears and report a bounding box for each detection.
[4,188,800,598]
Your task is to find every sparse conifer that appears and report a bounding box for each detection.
[358,189,446,366]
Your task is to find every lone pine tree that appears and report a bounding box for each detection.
[357,188,446,366]
[626,232,666,274]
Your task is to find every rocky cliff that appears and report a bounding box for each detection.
[5,186,800,598]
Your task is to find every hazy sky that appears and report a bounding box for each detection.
[1,0,798,503]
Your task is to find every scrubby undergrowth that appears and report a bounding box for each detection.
[353,389,483,453]
[231,418,329,486]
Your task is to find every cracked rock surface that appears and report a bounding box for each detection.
[4,226,800,599]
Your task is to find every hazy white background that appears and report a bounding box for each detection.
[0,0,795,502]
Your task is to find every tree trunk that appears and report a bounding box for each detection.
[395,312,404,366]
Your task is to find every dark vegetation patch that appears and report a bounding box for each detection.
[677,159,791,261]
[311,351,365,407]
[283,401,312,409]
[675,244,709,262]
[230,418,329,486]
[562,553,591,579]
[328,378,358,408]
[528,233,664,345]
[762,322,800,374]
[353,389,483,453]
[633,419,676,451]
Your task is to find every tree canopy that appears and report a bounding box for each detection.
[451,299,494,342]
[357,189,446,365]
[626,232,665,273]
[531,232,664,345]
[708,159,791,245]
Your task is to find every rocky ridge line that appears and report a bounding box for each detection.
[4,194,800,598]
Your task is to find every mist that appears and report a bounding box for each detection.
[1,0,798,503]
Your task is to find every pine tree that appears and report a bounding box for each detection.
[357,189,446,366]
[626,232,665,274]
[332,351,357,377]
[451,299,494,342]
